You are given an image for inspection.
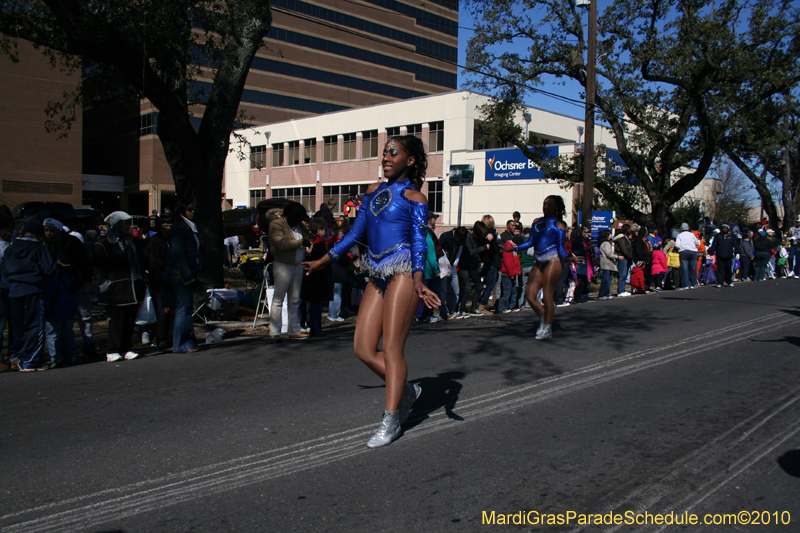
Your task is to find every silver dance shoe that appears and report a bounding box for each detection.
[535,324,552,340]
[367,410,401,448]
[536,315,546,335]
[399,382,422,424]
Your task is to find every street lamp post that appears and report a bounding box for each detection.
[580,0,597,230]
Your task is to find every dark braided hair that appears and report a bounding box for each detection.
[545,195,566,220]
[392,135,427,190]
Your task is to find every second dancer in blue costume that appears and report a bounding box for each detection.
[304,135,440,448]
[512,195,582,339]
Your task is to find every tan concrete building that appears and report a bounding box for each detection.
[224,91,612,227]
[102,0,459,214]
[0,39,83,210]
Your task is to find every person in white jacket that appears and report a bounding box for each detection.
[674,223,700,290]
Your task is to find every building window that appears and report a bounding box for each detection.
[140,112,157,136]
[407,124,423,139]
[322,184,372,215]
[428,121,444,152]
[304,138,316,164]
[427,180,443,213]
[250,145,267,170]
[362,130,379,159]
[288,141,300,165]
[271,186,316,213]
[323,135,338,162]
[249,189,266,207]
[387,126,401,138]
[342,133,357,160]
[272,143,285,167]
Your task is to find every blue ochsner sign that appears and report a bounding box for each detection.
[485,147,560,181]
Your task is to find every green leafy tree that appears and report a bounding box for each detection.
[719,94,799,231]
[0,0,273,285]
[465,0,800,237]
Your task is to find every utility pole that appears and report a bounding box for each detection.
[581,0,597,230]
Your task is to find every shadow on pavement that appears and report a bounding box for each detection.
[404,371,466,429]
[777,449,800,477]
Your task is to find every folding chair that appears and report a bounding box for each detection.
[194,289,239,323]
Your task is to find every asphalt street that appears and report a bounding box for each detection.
[2,279,799,532]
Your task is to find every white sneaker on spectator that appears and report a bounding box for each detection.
[501,309,512,314]
[124,352,140,360]
[327,316,345,322]
[617,292,631,297]
[106,353,122,362]
[425,316,442,323]
[556,301,571,307]
[716,284,722,288]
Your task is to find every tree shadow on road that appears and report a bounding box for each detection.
[777,449,800,477]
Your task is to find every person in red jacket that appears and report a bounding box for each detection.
[650,244,668,291]
[498,238,522,313]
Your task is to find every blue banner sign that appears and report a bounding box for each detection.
[485,147,559,181]
[578,211,616,243]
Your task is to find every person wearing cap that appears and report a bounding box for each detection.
[0,205,15,372]
[674,222,700,290]
[165,203,202,353]
[42,218,91,367]
[94,211,147,362]
[752,228,773,281]
[708,223,739,288]
[267,201,313,341]
[739,230,754,281]
[765,228,779,279]
[1,218,57,371]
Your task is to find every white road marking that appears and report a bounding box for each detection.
[2,313,796,532]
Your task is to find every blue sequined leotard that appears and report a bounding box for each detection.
[515,217,568,263]
[328,178,428,292]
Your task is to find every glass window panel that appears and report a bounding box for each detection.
[323,136,337,162]
[272,143,284,167]
[362,130,378,158]
[304,138,316,164]
[342,133,357,160]
[428,121,444,152]
[250,145,266,170]
[288,141,300,165]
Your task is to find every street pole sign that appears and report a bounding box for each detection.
[449,164,474,227]
[448,164,474,186]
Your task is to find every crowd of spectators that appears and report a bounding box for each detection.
[2,199,798,373]
[0,204,202,372]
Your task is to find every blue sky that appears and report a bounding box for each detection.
[456,1,594,120]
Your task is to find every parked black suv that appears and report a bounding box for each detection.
[222,207,262,249]
[256,199,294,235]
[12,202,77,233]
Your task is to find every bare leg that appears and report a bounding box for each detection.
[539,260,564,325]
[353,275,420,412]
[353,284,386,379]
[526,267,544,318]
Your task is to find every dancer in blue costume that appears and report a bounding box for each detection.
[511,195,581,339]
[304,135,440,448]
